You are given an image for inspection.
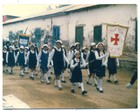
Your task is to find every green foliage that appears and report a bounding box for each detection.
[8,30,23,42]
[30,28,45,47]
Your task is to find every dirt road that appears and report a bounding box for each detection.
[3,67,137,109]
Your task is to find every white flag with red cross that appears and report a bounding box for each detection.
[106,24,128,57]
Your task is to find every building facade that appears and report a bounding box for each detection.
[3,4,137,52]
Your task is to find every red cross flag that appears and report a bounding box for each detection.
[107,24,128,57]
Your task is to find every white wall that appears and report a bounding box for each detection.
[3,4,137,51]
[67,4,137,50]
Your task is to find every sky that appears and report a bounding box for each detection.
[2,0,139,17]
[2,4,59,17]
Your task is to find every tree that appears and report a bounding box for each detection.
[30,28,45,47]
[8,30,23,42]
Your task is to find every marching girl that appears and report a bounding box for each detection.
[61,45,68,83]
[70,51,88,95]
[81,46,90,76]
[13,40,19,66]
[86,42,98,86]
[37,44,50,84]
[6,46,15,74]
[81,47,88,60]
[68,44,75,80]
[71,42,85,88]
[3,46,7,72]
[16,46,26,76]
[24,47,29,73]
[95,42,108,93]
[47,40,69,90]
[34,44,39,76]
[107,55,119,84]
[25,44,38,80]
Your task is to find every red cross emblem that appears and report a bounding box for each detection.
[111,34,119,45]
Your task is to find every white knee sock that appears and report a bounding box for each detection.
[112,75,117,81]
[108,74,111,80]
[30,71,34,77]
[44,73,49,82]
[25,67,28,72]
[57,80,62,88]
[61,73,65,81]
[93,77,97,85]
[71,83,75,90]
[98,79,103,90]
[54,79,57,86]
[8,67,11,73]
[48,70,51,77]
[87,76,91,83]
[78,82,81,87]
[20,70,24,75]
[81,83,85,92]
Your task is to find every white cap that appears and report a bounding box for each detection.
[9,46,13,49]
[97,42,104,47]
[3,46,7,49]
[74,42,80,46]
[20,46,24,49]
[90,42,96,46]
[25,47,29,49]
[42,44,48,48]
[70,44,74,48]
[56,40,62,44]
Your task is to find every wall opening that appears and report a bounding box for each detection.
[93,25,102,43]
[75,26,83,47]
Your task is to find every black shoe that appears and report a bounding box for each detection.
[58,87,63,90]
[114,80,119,84]
[107,80,112,83]
[61,80,66,83]
[96,87,99,91]
[48,76,52,80]
[46,81,50,84]
[19,74,24,77]
[40,79,44,83]
[99,89,104,93]
[94,84,97,87]
[35,73,38,76]
[30,76,34,80]
[82,90,87,95]
[86,82,92,85]
[71,89,75,93]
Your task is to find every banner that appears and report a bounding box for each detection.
[18,34,30,47]
[106,24,128,57]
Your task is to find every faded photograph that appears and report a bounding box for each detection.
[2,4,137,109]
